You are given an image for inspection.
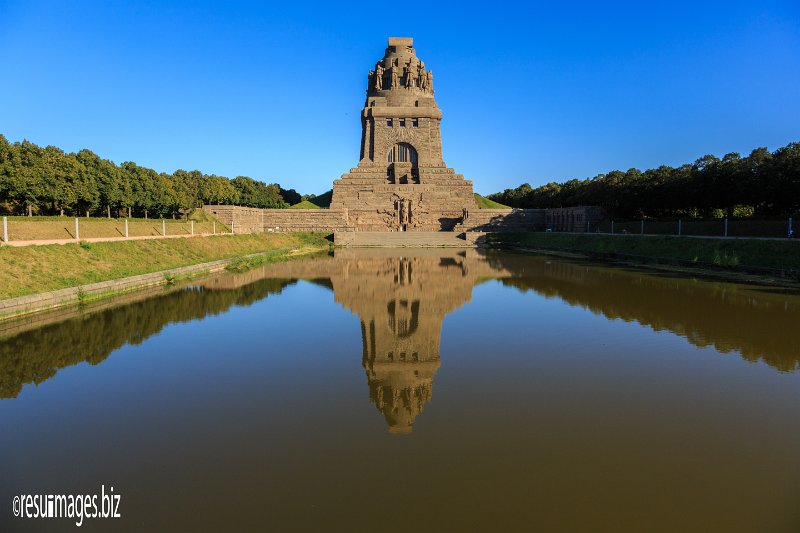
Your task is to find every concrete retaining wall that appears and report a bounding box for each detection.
[0,258,236,320]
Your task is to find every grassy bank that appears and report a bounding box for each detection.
[488,232,800,273]
[474,193,510,209]
[289,200,322,209]
[0,232,328,300]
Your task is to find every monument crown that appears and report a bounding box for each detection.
[367,37,434,101]
[388,37,413,49]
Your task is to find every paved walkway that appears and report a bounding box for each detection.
[335,231,474,247]
[588,231,794,241]
[1,232,234,247]
[3,229,796,247]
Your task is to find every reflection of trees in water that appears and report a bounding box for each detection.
[0,278,295,399]
[2,250,796,409]
[495,257,800,372]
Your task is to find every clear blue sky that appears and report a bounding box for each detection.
[1,1,798,196]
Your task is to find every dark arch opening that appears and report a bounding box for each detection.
[388,143,418,164]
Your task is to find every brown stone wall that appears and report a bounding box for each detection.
[367,107,445,167]
[456,209,546,232]
[545,206,605,232]
[202,206,351,233]
[203,205,554,234]
[331,181,473,231]
[202,206,263,233]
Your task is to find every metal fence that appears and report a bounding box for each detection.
[0,216,229,245]
[592,217,797,239]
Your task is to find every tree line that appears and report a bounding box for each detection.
[0,135,303,217]
[488,142,800,219]
[0,276,295,398]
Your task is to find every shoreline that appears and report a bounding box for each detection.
[487,232,800,288]
[0,247,328,322]
[5,230,800,322]
[0,235,330,321]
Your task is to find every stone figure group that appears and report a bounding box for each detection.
[395,198,412,228]
[369,59,434,94]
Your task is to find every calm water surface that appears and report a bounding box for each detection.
[1,249,799,532]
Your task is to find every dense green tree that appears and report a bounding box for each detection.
[202,174,240,205]
[770,143,800,214]
[78,149,122,217]
[0,137,306,216]
[489,141,800,218]
[230,176,287,208]
[2,136,797,218]
[0,135,12,210]
[14,141,48,215]
[279,187,302,206]
[172,169,203,210]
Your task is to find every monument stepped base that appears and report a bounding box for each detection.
[335,231,474,248]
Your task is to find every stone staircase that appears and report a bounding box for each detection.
[334,231,474,248]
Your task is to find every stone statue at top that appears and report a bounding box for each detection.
[404,65,414,89]
[366,39,435,95]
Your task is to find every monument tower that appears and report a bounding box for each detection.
[330,37,475,231]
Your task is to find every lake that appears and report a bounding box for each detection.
[1,248,799,532]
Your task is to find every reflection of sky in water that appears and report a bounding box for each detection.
[1,251,799,532]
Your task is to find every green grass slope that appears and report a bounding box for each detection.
[474,193,510,209]
[0,233,329,300]
[307,190,333,208]
[289,200,321,209]
[488,233,800,272]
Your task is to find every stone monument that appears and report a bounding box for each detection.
[330,37,475,231]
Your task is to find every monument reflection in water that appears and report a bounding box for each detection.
[352,255,446,433]
[337,251,503,433]
[202,248,512,433]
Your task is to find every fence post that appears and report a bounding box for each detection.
[125,219,129,239]
[678,219,682,236]
[640,219,644,235]
[191,220,194,235]
[2,216,7,243]
[789,217,793,238]
[162,219,166,237]
[611,220,615,234]
[232,220,235,234]
[724,217,728,237]
[75,218,79,240]
[213,221,216,235]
